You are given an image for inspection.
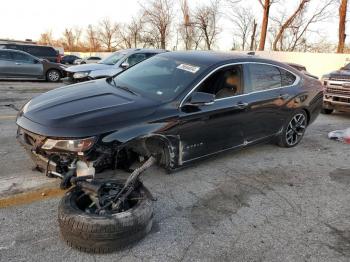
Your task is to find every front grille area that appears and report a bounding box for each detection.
[326,86,350,96]
[329,75,350,81]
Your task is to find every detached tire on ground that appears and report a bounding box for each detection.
[58,181,153,253]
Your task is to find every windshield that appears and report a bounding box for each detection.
[112,56,207,101]
[99,52,126,65]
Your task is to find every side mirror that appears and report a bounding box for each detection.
[34,59,41,64]
[121,62,129,69]
[185,92,215,107]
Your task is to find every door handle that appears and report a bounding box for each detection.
[236,102,248,109]
[279,94,289,100]
[15,62,22,65]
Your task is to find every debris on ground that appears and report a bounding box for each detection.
[328,128,350,144]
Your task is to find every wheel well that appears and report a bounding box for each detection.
[118,136,175,170]
[302,108,311,125]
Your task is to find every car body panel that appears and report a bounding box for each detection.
[17,51,323,171]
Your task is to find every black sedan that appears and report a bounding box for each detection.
[17,51,323,176]
[61,55,80,65]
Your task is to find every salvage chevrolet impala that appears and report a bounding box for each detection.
[16,51,323,252]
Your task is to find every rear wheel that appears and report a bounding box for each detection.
[321,108,333,114]
[277,110,307,148]
[46,69,61,82]
[58,180,153,253]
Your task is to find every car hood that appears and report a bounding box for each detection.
[17,79,159,137]
[65,63,113,73]
[328,69,350,78]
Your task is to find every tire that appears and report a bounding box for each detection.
[46,69,61,82]
[321,108,333,114]
[58,180,153,253]
[277,110,308,148]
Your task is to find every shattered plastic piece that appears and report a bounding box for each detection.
[328,128,350,144]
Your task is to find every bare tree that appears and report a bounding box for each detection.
[179,0,194,50]
[193,0,221,50]
[98,18,119,51]
[61,27,82,51]
[119,17,144,49]
[337,0,348,53]
[272,0,311,51]
[228,7,256,50]
[258,0,278,50]
[141,0,173,49]
[38,30,54,45]
[270,0,336,51]
[250,19,258,50]
[86,24,100,52]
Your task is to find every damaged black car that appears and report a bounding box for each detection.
[16,51,323,252]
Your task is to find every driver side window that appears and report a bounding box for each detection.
[197,65,243,99]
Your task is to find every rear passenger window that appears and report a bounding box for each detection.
[0,51,11,60]
[281,69,296,86]
[245,64,282,93]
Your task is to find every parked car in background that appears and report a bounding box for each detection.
[61,55,80,65]
[65,48,166,83]
[321,64,350,114]
[287,63,318,79]
[73,56,101,65]
[0,43,61,63]
[0,49,66,82]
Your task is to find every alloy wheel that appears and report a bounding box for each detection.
[285,113,306,146]
[48,70,60,82]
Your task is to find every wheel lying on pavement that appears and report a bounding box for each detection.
[58,179,153,253]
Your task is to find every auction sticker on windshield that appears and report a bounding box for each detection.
[177,64,200,74]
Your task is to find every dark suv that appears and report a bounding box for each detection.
[0,43,60,63]
[321,64,350,114]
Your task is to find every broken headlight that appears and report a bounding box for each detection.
[73,71,90,79]
[42,137,96,152]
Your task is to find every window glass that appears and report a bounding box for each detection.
[246,64,281,93]
[197,65,243,99]
[100,53,125,65]
[113,56,206,102]
[125,53,147,66]
[281,69,296,86]
[0,51,11,60]
[11,52,35,63]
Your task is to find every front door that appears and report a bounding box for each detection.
[176,65,247,162]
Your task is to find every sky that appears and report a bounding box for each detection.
[0,0,342,50]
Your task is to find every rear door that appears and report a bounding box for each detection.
[9,51,43,78]
[241,63,296,142]
[0,50,14,77]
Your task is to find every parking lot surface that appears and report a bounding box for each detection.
[0,81,350,262]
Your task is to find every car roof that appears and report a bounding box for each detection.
[116,48,167,55]
[0,48,33,55]
[157,51,288,67]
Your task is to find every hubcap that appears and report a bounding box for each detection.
[285,113,306,146]
[48,71,59,81]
